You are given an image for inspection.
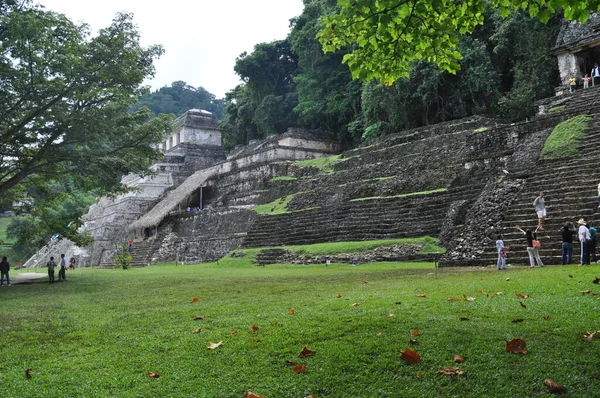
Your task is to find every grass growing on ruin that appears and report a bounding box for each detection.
[269,176,298,182]
[549,105,565,112]
[253,194,298,215]
[541,114,591,159]
[3,262,600,397]
[295,155,340,173]
[351,187,447,201]
[473,127,489,132]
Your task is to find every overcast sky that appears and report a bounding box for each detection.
[36,0,305,98]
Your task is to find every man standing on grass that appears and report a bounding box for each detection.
[47,256,56,284]
[0,256,11,286]
[58,253,67,281]
[578,219,590,265]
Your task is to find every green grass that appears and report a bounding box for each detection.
[295,155,341,173]
[3,261,600,397]
[549,105,566,112]
[351,188,448,201]
[233,237,445,259]
[541,115,591,159]
[269,176,298,182]
[473,127,488,133]
[253,194,298,215]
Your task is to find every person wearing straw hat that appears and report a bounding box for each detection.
[577,218,591,265]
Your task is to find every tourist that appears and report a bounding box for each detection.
[569,76,576,92]
[516,226,544,267]
[584,74,591,89]
[577,218,591,265]
[593,63,600,86]
[588,223,597,263]
[496,235,507,270]
[58,253,67,281]
[533,192,546,231]
[0,256,11,286]
[128,239,133,253]
[560,222,576,265]
[597,182,600,208]
[69,257,75,270]
[47,256,56,284]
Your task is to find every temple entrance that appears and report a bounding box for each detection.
[575,46,600,77]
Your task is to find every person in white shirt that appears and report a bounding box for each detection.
[578,218,590,265]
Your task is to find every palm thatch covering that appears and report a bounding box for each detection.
[128,168,216,231]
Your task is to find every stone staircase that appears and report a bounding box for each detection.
[478,112,600,265]
[99,232,167,268]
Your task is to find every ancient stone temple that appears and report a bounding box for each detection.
[553,12,600,93]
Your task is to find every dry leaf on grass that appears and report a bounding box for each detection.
[569,274,573,278]
[542,315,551,320]
[466,296,476,301]
[478,289,485,294]
[364,280,368,284]
[288,308,295,315]
[25,368,31,380]
[505,338,528,355]
[298,346,316,358]
[147,372,160,379]
[581,290,593,295]
[511,319,525,323]
[244,392,265,398]
[447,297,460,301]
[408,339,420,345]
[250,324,260,332]
[386,313,394,317]
[285,360,296,366]
[583,331,600,339]
[293,364,308,373]
[437,367,464,375]
[191,328,202,333]
[520,302,527,308]
[594,277,600,284]
[336,293,342,298]
[207,341,223,349]
[505,278,510,281]
[411,330,421,336]
[192,316,204,320]
[460,317,470,321]
[352,302,360,307]
[496,292,504,295]
[416,371,422,379]
[453,355,466,363]
[544,378,566,393]
[400,348,421,365]
[190,297,200,303]
[516,293,529,299]
[416,294,427,298]
[395,301,402,304]
[230,329,238,334]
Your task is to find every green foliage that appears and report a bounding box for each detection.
[0,216,15,244]
[136,81,225,119]
[318,0,594,85]
[474,127,489,132]
[4,263,600,396]
[114,244,133,269]
[549,105,566,112]
[541,115,591,159]
[0,4,174,240]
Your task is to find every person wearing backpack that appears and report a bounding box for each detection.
[47,256,56,284]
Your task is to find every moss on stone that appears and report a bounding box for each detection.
[269,176,297,182]
[253,194,297,215]
[294,155,340,172]
[541,114,591,159]
[549,105,565,112]
[350,187,448,201]
[474,127,489,133]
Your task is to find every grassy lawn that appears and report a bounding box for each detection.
[2,260,600,397]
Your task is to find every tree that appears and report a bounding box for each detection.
[318,0,598,85]
[0,3,173,243]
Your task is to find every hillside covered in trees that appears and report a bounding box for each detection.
[220,0,563,148]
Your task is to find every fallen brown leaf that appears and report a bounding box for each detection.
[447,297,460,301]
[542,315,550,320]
[252,338,262,343]
[191,328,202,333]
[416,371,422,379]
[416,294,427,298]
[478,289,485,294]
[505,338,528,355]
[386,313,394,317]
[505,278,510,281]
[466,296,476,301]
[437,367,464,375]
[190,297,200,303]
[544,378,566,393]
[250,324,260,332]
[244,392,265,398]
[569,274,573,278]
[364,280,368,284]
[293,364,308,373]
[511,319,525,323]
[192,316,204,320]
[352,302,360,307]
[400,348,421,365]
[453,355,466,363]
[411,330,421,336]
[336,293,342,298]
[516,293,529,299]
[298,346,316,358]
[288,308,295,315]
[459,317,470,321]
[231,329,238,334]
[207,341,223,349]
[25,368,31,380]
[496,292,504,295]
[581,290,593,295]
[594,277,600,284]
[520,301,527,308]
[583,331,600,339]
[147,372,160,379]
[395,301,402,304]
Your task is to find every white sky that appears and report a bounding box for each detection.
[36,0,305,98]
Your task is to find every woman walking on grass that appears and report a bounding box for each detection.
[516,226,544,267]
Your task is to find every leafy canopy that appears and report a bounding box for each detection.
[0,2,173,243]
[318,0,600,84]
